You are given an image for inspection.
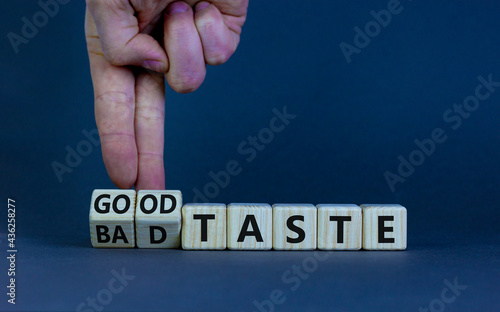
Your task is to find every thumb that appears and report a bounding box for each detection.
[86,0,168,73]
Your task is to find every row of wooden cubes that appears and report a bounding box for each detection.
[89,190,407,250]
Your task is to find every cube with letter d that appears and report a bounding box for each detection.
[135,190,182,248]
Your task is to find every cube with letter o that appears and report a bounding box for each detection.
[135,190,182,248]
[89,189,136,248]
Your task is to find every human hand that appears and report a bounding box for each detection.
[85,0,248,190]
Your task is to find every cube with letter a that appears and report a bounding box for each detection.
[89,189,136,248]
[361,204,407,250]
[227,203,272,250]
[135,190,182,248]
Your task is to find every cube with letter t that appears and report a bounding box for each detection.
[227,203,272,250]
[181,203,226,250]
[135,190,182,248]
[317,204,362,250]
[89,189,136,248]
[361,204,407,250]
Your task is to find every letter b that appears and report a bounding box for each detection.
[209,170,230,189]
[96,225,110,243]
[414,137,435,156]
[38,0,59,17]
[253,299,274,312]
[370,9,391,27]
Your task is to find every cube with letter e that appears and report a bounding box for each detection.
[361,204,407,250]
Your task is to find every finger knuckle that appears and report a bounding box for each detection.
[170,73,204,93]
[207,47,232,65]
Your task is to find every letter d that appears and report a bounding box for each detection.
[397,155,414,178]
[21,17,38,39]
[414,137,435,156]
[38,0,59,17]
[65,145,82,167]
[353,26,370,48]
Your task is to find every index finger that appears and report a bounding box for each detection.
[86,8,138,188]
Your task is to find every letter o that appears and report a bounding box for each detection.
[33,11,49,28]
[77,140,93,157]
[112,195,130,214]
[96,289,113,305]
[409,150,425,166]
[429,299,445,312]
[463,95,479,112]
[140,194,157,214]
[204,182,219,199]
[302,256,318,273]
[365,21,381,37]
[258,128,274,144]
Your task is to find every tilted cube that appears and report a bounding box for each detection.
[89,189,136,248]
[135,190,182,248]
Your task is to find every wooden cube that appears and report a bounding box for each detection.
[89,189,136,248]
[361,204,407,250]
[135,190,182,248]
[317,204,362,250]
[272,204,317,250]
[227,203,272,250]
[181,203,226,250]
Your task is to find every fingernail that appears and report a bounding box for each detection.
[168,2,189,14]
[195,2,210,12]
[142,60,165,73]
